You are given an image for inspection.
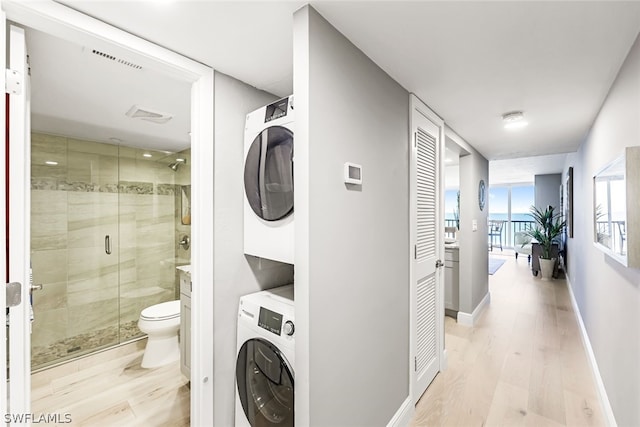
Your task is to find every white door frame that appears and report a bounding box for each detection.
[3,22,33,421]
[408,94,445,405]
[0,1,215,424]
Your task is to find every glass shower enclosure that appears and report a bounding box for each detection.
[30,133,188,370]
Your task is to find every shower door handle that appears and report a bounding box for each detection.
[105,235,112,255]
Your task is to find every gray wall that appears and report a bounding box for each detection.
[212,71,294,427]
[534,173,561,212]
[294,6,410,425]
[447,129,489,314]
[564,33,640,427]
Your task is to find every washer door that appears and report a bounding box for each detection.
[244,126,294,221]
[236,338,294,426]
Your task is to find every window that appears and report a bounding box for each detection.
[489,184,534,247]
[444,189,459,229]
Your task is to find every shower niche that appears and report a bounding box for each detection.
[30,133,191,369]
[181,185,191,225]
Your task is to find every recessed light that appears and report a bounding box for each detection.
[504,121,529,130]
[502,111,528,130]
[143,153,152,158]
[175,158,185,163]
[45,161,58,166]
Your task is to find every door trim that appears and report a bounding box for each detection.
[3,22,32,419]
[1,1,215,424]
[408,94,445,405]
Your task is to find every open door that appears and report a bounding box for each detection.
[2,21,32,421]
[410,95,444,404]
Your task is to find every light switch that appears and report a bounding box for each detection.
[472,220,478,232]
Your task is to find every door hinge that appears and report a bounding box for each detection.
[414,244,417,259]
[5,69,23,95]
[414,356,417,372]
[6,282,22,308]
[414,132,417,148]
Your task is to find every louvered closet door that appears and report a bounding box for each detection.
[413,112,441,400]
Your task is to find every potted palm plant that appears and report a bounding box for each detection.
[526,205,565,280]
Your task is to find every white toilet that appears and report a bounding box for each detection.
[138,300,181,368]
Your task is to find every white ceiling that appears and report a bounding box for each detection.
[27,27,192,152]
[489,153,568,185]
[48,1,640,167]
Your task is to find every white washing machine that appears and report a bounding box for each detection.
[243,96,294,264]
[235,285,295,427]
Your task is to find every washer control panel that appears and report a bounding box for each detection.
[258,307,283,335]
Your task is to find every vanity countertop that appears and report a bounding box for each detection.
[176,264,191,275]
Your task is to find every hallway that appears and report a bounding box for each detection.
[411,255,605,426]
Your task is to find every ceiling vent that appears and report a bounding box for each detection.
[125,105,173,124]
[92,49,143,70]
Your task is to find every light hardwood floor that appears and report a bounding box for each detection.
[411,254,605,427]
[31,339,190,426]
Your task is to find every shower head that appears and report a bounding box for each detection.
[168,159,186,171]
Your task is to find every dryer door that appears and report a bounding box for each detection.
[236,338,294,426]
[244,126,294,221]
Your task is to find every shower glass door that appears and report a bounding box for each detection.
[31,135,120,369]
[30,136,183,370]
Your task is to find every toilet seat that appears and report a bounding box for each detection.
[140,300,180,321]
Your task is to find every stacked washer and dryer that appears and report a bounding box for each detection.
[236,96,296,427]
[243,95,294,264]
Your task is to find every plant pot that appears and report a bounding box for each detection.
[539,257,556,280]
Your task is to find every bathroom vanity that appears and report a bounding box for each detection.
[177,265,191,379]
[444,243,459,317]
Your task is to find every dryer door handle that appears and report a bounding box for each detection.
[258,129,269,216]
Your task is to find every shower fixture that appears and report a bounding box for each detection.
[168,159,186,171]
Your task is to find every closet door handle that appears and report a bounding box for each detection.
[105,235,112,255]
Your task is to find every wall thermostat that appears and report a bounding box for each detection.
[344,162,362,185]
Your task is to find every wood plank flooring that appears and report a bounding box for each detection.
[31,339,190,426]
[31,255,604,426]
[411,254,605,426]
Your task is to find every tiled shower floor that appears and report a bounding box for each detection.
[31,320,142,370]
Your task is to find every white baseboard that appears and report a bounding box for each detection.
[565,276,617,427]
[457,292,490,327]
[386,396,413,427]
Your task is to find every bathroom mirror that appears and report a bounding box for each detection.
[593,146,640,268]
[181,185,191,225]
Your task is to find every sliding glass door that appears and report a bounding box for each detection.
[488,184,535,248]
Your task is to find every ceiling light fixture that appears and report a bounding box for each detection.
[502,111,528,130]
[143,153,152,158]
[45,161,58,166]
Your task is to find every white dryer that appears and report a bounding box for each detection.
[244,96,294,264]
[235,285,295,427]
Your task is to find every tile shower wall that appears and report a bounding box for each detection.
[30,133,178,369]
[174,148,191,299]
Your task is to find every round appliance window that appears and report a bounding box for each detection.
[236,338,294,426]
[244,126,294,221]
